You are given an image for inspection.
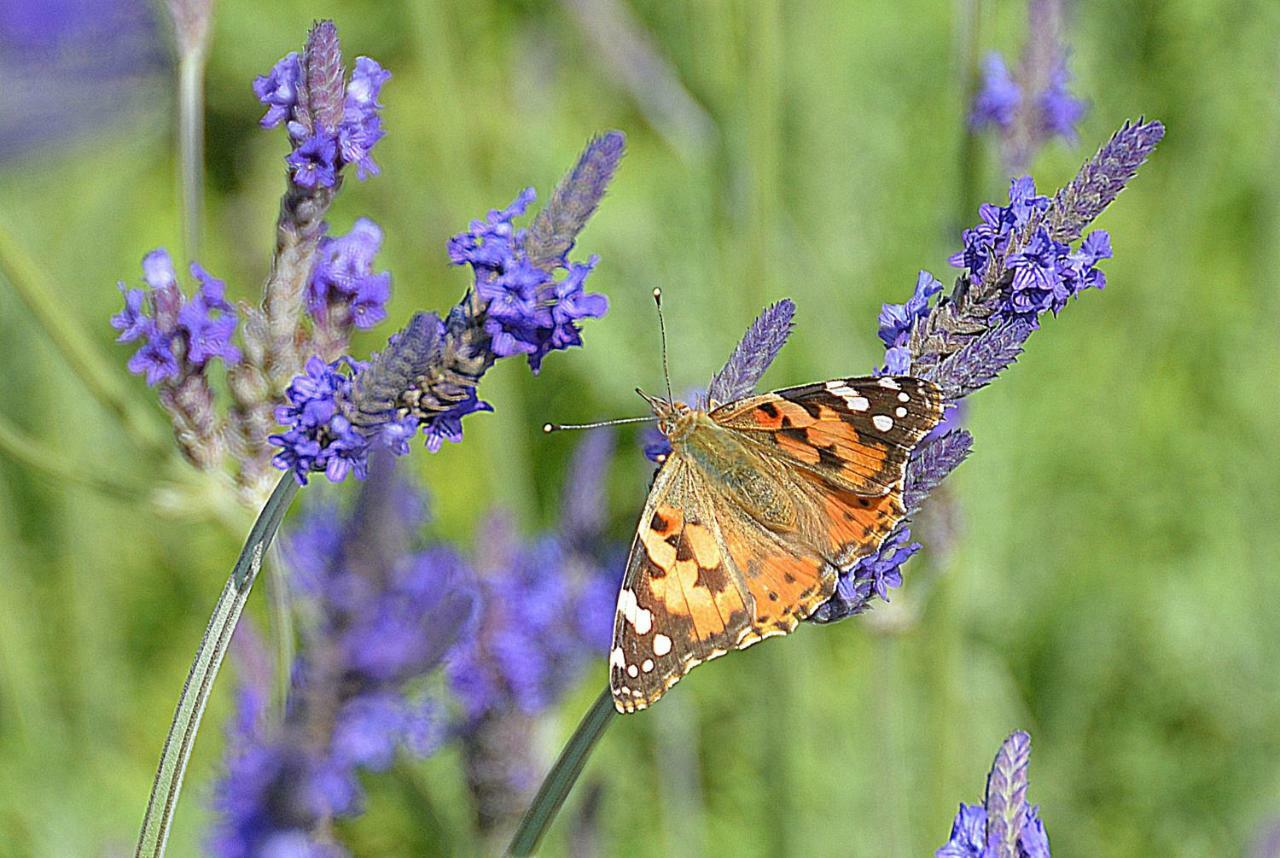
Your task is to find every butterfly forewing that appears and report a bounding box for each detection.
[711,375,944,496]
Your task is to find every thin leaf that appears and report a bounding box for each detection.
[135,473,300,858]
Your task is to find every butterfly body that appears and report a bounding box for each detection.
[610,376,944,713]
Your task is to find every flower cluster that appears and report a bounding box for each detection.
[937,731,1051,858]
[268,356,368,484]
[268,132,624,485]
[308,218,392,331]
[448,189,608,373]
[210,464,475,857]
[253,26,390,187]
[950,177,1111,325]
[447,517,615,720]
[878,271,944,375]
[111,250,239,385]
[212,435,618,854]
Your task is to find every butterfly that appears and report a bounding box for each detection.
[608,374,944,713]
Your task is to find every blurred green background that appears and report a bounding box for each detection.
[1,0,1278,855]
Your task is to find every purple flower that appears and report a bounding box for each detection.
[1039,62,1086,144]
[423,391,492,453]
[270,356,370,484]
[126,331,179,385]
[971,53,1020,130]
[256,30,389,185]
[337,57,390,179]
[936,731,1051,858]
[450,186,609,373]
[252,52,302,129]
[878,270,944,350]
[110,285,149,342]
[308,218,392,329]
[113,250,241,386]
[180,265,241,365]
[287,132,339,188]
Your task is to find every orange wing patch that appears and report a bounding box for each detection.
[611,494,756,713]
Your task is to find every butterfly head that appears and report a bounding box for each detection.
[636,388,697,443]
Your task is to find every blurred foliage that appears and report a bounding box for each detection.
[0,0,1278,856]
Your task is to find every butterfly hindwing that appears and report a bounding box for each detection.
[610,461,757,712]
[711,375,944,497]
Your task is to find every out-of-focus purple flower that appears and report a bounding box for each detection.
[971,53,1020,130]
[1039,60,1086,143]
[0,0,164,161]
[936,731,1051,858]
[970,3,1088,167]
[211,465,476,856]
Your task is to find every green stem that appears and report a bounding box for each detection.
[506,687,616,856]
[135,473,300,858]
[0,223,166,458]
[177,48,207,265]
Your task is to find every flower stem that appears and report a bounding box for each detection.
[506,686,616,856]
[177,47,207,265]
[0,223,167,459]
[135,473,299,858]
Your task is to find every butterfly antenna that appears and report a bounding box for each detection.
[543,415,656,433]
[654,288,674,402]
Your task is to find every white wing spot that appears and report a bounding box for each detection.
[642,658,654,673]
[878,377,901,390]
[873,414,894,432]
[847,396,870,412]
[627,664,639,677]
[895,406,907,418]
[632,688,644,698]
[898,391,910,402]
[610,647,626,669]
[618,589,652,634]
[654,634,673,656]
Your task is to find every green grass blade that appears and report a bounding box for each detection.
[135,473,300,858]
[507,686,616,856]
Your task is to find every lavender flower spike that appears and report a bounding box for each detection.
[984,730,1033,858]
[706,298,796,405]
[525,131,626,271]
[936,730,1050,858]
[1048,119,1165,243]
